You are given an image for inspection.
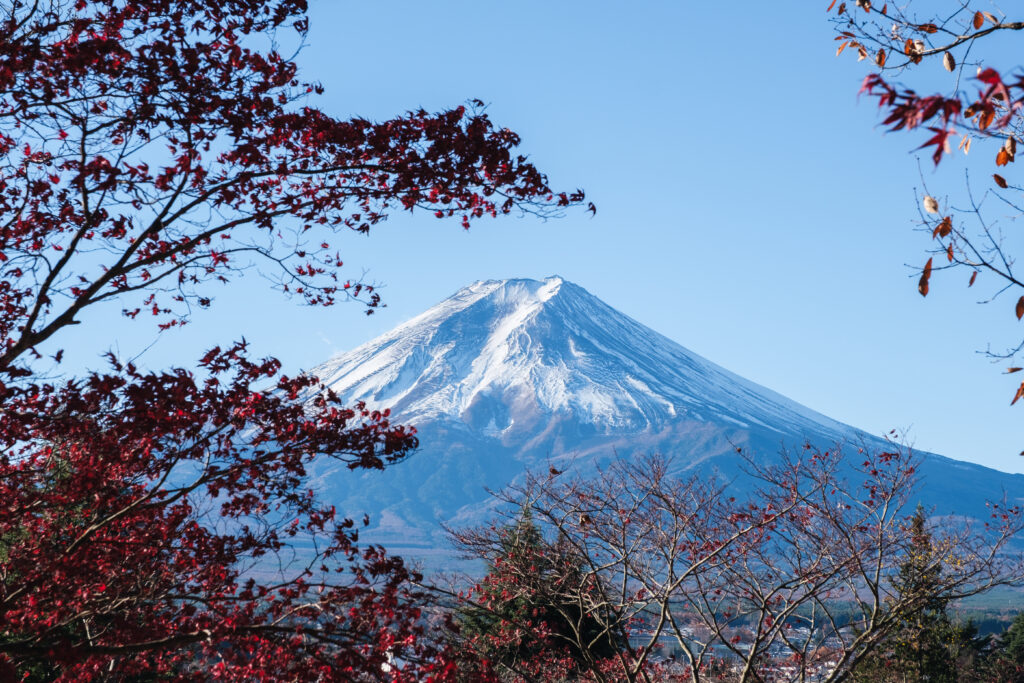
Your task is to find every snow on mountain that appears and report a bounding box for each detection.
[315,276,852,439]
[307,277,1024,561]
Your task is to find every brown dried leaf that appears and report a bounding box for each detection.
[836,41,849,56]
[1017,296,1024,320]
[875,48,886,67]
[969,270,978,287]
[979,109,995,130]
[1006,367,1023,374]
[994,173,1008,188]
[973,11,984,29]
[997,148,1010,166]
[918,257,933,296]
[983,11,998,25]
[923,195,940,213]
[932,215,953,239]
[946,243,954,262]
[943,51,956,72]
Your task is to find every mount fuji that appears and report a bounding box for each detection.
[308,276,1024,559]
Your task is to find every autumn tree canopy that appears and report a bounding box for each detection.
[446,447,1024,683]
[0,0,588,679]
[829,1,1024,408]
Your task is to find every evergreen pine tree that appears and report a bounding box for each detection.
[970,612,1024,683]
[853,506,984,682]
[458,508,620,677]
[1002,612,1024,666]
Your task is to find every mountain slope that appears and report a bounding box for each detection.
[308,277,1024,557]
[316,277,853,437]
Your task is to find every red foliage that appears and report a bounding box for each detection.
[858,68,1023,166]
[0,343,436,680]
[831,3,1024,409]
[0,0,588,378]
[0,0,588,678]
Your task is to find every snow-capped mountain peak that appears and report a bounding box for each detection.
[313,277,850,439]
[305,277,1024,561]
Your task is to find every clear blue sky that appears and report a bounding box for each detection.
[75,1,1024,473]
